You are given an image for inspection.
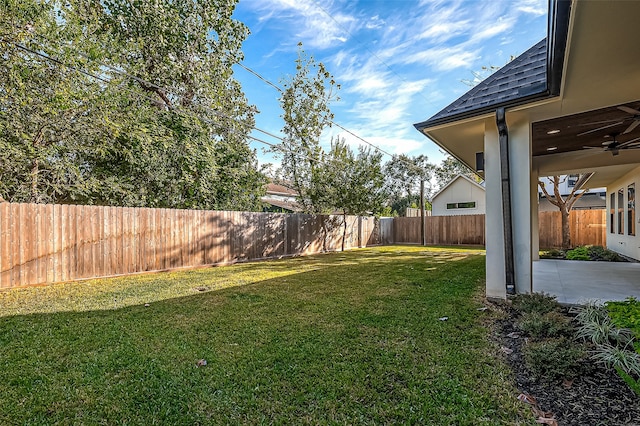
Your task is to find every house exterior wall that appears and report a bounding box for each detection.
[606,165,640,260]
[538,176,605,197]
[431,178,486,216]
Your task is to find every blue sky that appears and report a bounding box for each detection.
[232,0,548,172]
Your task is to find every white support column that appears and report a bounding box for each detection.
[483,120,506,299]
[508,114,533,294]
[531,169,540,262]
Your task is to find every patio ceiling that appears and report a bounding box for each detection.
[532,101,640,157]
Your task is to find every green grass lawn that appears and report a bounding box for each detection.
[0,246,532,425]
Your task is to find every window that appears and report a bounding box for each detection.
[610,192,615,234]
[629,183,636,236]
[618,189,624,234]
[446,201,476,209]
[567,174,579,187]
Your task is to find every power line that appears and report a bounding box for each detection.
[236,62,427,174]
[4,36,342,168]
[7,28,427,175]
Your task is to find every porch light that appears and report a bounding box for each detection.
[547,129,561,134]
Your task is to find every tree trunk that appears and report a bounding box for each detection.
[30,158,39,203]
[560,207,571,249]
[341,212,347,252]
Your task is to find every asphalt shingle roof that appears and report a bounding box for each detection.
[415,38,548,130]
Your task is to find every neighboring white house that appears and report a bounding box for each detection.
[538,175,606,212]
[431,175,486,216]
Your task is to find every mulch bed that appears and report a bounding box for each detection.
[490,301,640,426]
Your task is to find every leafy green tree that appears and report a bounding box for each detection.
[434,156,479,190]
[277,43,339,215]
[0,0,266,210]
[325,138,386,250]
[384,154,434,216]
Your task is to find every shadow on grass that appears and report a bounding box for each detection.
[0,247,533,425]
[0,246,485,317]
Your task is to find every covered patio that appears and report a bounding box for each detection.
[415,0,640,300]
[534,259,640,305]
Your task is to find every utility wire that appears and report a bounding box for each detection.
[5,24,282,140]
[4,36,343,169]
[236,62,427,174]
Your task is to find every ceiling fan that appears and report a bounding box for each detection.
[577,105,640,136]
[582,133,640,156]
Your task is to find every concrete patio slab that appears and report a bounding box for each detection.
[533,259,640,305]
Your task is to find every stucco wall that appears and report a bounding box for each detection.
[606,165,640,260]
[432,177,486,216]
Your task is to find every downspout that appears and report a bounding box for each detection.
[496,107,516,295]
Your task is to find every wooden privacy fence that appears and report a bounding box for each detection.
[389,210,606,249]
[0,202,607,290]
[0,203,380,290]
[389,215,486,246]
[538,209,606,249]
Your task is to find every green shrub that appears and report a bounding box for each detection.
[524,338,586,381]
[518,311,574,338]
[587,245,622,262]
[540,249,565,259]
[511,292,560,315]
[607,297,640,341]
[565,245,623,261]
[566,246,590,260]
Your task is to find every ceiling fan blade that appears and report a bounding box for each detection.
[577,121,624,136]
[622,119,640,134]
[576,119,624,126]
[618,136,640,148]
[618,106,640,115]
[582,146,603,150]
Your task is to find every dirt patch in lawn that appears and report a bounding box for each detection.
[490,301,640,426]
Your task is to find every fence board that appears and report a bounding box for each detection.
[539,210,606,249]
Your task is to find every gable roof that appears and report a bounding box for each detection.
[416,39,547,130]
[431,174,485,202]
[414,0,571,132]
[265,182,298,197]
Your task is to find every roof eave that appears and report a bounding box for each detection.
[414,0,572,133]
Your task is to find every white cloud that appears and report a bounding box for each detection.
[250,0,357,50]
[402,46,479,71]
[517,0,547,16]
[365,15,385,30]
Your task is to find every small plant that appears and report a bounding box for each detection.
[511,292,560,315]
[524,338,586,381]
[576,318,635,346]
[518,311,574,338]
[540,248,565,259]
[566,246,590,260]
[574,301,609,324]
[591,344,640,377]
[575,301,635,346]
